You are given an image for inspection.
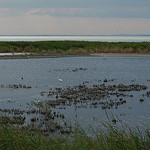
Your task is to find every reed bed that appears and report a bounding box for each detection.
[0,41,150,55]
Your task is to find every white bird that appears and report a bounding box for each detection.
[58,77,63,82]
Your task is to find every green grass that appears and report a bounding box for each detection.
[0,122,150,150]
[0,41,150,55]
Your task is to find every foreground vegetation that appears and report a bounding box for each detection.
[0,121,150,150]
[0,41,150,55]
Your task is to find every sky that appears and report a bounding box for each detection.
[0,0,150,35]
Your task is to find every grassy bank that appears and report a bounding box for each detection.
[0,41,150,55]
[0,122,150,150]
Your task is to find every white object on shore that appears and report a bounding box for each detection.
[0,53,31,56]
[58,77,63,82]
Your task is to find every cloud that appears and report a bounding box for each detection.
[0,15,150,35]
[0,8,92,18]
[1,4,150,19]
[0,0,150,8]
[0,8,29,17]
[28,8,92,17]
[0,0,103,8]
[0,0,150,18]
[0,0,150,35]
[24,6,150,19]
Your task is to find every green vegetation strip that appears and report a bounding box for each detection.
[0,122,150,150]
[0,41,150,55]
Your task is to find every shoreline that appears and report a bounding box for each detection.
[90,53,150,57]
[0,53,150,59]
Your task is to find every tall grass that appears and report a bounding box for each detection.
[0,41,150,55]
[0,122,150,150]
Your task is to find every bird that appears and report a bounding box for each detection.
[58,77,63,82]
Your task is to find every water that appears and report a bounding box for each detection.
[0,56,150,130]
[0,35,150,42]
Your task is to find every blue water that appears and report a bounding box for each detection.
[0,35,150,42]
[0,56,150,130]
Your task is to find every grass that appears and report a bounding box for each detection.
[0,122,150,150]
[0,41,150,55]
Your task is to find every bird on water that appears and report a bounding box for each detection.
[58,77,63,82]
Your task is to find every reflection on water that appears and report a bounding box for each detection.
[0,56,150,130]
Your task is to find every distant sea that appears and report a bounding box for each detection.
[0,35,150,42]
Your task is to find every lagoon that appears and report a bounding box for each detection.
[0,56,150,131]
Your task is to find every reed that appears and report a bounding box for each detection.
[0,41,150,55]
[0,122,149,150]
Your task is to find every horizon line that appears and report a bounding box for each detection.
[0,34,150,36]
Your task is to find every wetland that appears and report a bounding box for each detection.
[0,56,150,135]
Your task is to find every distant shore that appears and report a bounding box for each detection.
[0,52,150,59]
[0,41,150,59]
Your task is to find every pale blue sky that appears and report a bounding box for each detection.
[0,0,150,35]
